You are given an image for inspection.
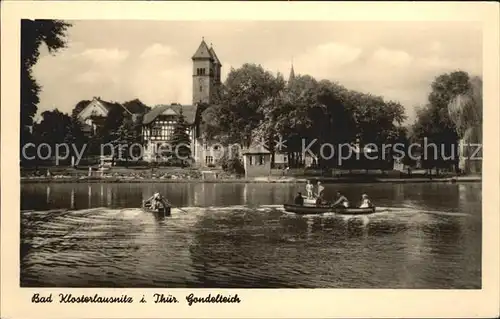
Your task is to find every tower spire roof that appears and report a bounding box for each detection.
[192,37,213,60]
[209,44,221,66]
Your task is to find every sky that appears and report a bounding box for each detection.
[32,20,482,123]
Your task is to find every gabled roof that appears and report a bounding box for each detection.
[75,97,150,120]
[75,97,114,120]
[192,39,214,60]
[122,99,151,114]
[242,144,271,155]
[209,46,221,65]
[93,97,121,112]
[142,104,197,125]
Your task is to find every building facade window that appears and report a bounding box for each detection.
[152,127,162,137]
[205,155,214,165]
[196,68,206,76]
[259,155,265,165]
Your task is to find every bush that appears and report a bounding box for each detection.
[165,158,192,167]
[219,156,245,176]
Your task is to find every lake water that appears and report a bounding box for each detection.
[20,182,481,288]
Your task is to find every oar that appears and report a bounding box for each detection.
[163,199,188,214]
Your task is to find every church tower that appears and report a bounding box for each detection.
[192,37,221,105]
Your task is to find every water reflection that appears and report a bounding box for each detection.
[187,208,305,288]
[70,189,75,210]
[20,182,481,288]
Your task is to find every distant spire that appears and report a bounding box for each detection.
[288,59,295,83]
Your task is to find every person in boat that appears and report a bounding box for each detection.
[315,196,323,206]
[332,191,349,208]
[316,181,325,199]
[145,192,165,210]
[359,194,373,208]
[305,180,314,199]
[313,181,326,205]
[294,192,305,205]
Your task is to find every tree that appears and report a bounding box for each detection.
[310,80,356,167]
[219,63,282,146]
[90,103,126,150]
[114,116,138,167]
[170,107,191,164]
[448,76,482,141]
[20,19,72,156]
[200,103,236,145]
[65,112,87,165]
[393,126,415,167]
[32,109,72,145]
[31,109,75,165]
[271,75,320,167]
[344,91,406,146]
[448,76,482,173]
[412,71,471,173]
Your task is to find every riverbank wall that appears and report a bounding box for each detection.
[20,175,481,184]
[20,166,481,184]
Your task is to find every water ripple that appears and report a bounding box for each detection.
[20,195,480,288]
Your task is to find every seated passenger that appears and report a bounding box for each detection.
[294,192,304,205]
[359,194,373,208]
[332,191,349,208]
[146,192,164,210]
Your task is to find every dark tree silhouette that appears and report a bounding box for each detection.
[20,19,71,164]
[170,108,192,164]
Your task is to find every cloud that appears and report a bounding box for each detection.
[74,48,129,66]
[371,48,413,67]
[74,71,117,84]
[140,43,178,59]
[127,52,192,106]
[74,71,102,83]
[261,40,479,123]
[263,42,363,80]
[31,21,482,124]
[313,43,363,64]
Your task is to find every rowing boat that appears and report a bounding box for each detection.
[142,200,171,216]
[283,203,376,215]
[301,196,317,205]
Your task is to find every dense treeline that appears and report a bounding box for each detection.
[201,64,407,169]
[201,65,481,172]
